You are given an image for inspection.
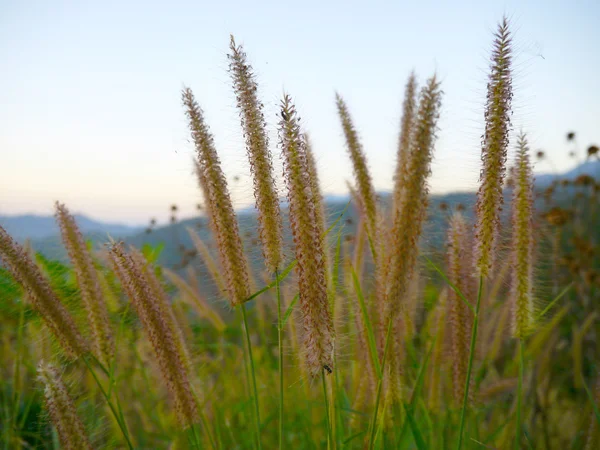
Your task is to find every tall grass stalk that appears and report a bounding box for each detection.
[368,318,394,450]
[275,268,284,449]
[241,303,262,450]
[322,370,333,449]
[516,339,524,448]
[456,275,483,450]
[82,356,134,449]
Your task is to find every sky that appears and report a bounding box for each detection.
[1,0,599,226]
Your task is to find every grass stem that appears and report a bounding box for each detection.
[456,275,483,450]
[241,303,262,450]
[275,268,284,449]
[516,339,524,449]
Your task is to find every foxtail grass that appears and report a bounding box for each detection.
[182,87,250,306]
[384,74,442,417]
[458,17,513,450]
[228,35,283,273]
[0,225,89,358]
[279,93,334,377]
[108,242,199,427]
[37,362,92,450]
[55,202,113,366]
[336,93,378,238]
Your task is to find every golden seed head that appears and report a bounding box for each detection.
[37,362,92,450]
[386,75,442,320]
[55,202,113,366]
[182,86,250,306]
[474,17,513,278]
[228,36,283,272]
[394,72,418,211]
[511,132,535,338]
[279,93,334,377]
[108,242,198,426]
[335,93,378,237]
[0,225,89,358]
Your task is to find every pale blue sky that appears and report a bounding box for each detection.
[1,0,598,225]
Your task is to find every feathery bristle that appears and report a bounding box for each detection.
[55,202,113,366]
[228,36,283,272]
[474,17,513,278]
[0,225,88,358]
[510,132,535,338]
[182,87,250,306]
[335,93,378,237]
[108,242,198,426]
[279,94,334,377]
[37,362,92,450]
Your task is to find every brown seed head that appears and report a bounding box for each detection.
[55,202,113,366]
[511,132,535,338]
[335,93,378,237]
[37,362,92,450]
[228,36,283,272]
[474,17,513,278]
[182,87,250,306]
[108,242,198,425]
[0,226,88,358]
[279,94,334,377]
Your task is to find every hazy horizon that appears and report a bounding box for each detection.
[2,0,599,226]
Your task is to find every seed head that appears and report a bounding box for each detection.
[279,94,334,377]
[182,87,250,306]
[510,132,535,338]
[0,226,88,358]
[335,93,378,237]
[474,17,513,278]
[108,242,198,425]
[55,202,113,366]
[37,362,92,450]
[394,72,418,212]
[228,36,283,272]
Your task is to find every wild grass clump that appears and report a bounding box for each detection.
[1,16,598,450]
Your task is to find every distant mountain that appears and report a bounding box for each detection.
[535,159,600,187]
[12,158,598,266]
[0,214,141,242]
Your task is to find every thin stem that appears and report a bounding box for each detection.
[368,317,394,449]
[456,275,483,450]
[82,356,134,450]
[516,339,524,449]
[275,268,284,450]
[322,370,333,449]
[241,303,262,450]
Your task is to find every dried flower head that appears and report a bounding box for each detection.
[279,94,334,377]
[182,87,250,306]
[228,36,283,272]
[588,145,599,157]
[55,202,113,366]
[474,17,513,278]
[37,362,92,450]
[0,226,88,358]
[567,131,576,141]
[511,132,535,338]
